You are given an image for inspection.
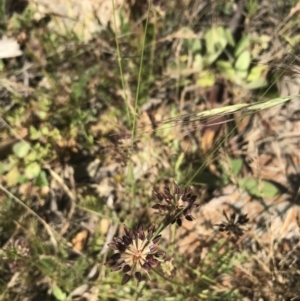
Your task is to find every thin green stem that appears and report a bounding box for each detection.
[149,8,157,83]
[186,125,237,186]
[152,268,185,286]
[0,184,58,249]
[154,207,186,239]
[111,0,131,124]
[127,1,152,211]
[131,0,152,144]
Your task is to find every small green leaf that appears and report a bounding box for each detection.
[205,28,215,54]
[236,70,248,80]
[36,110,48,120]
[216,60,232,69]
[12,141,30,158]
[224,28,235,47]
[191,39,202,53]
[52,285,67,301]
[234,35,250,57]
[3,157,17,172]
[25,151,37,163]
[216,60,236,81]
[235,50,251,71]
[193,54,203,70]
[29,126,41,140]
[205,26,227,55]
[243,77,268,90]
[35,171,49,187]
[0,162,5,175]
[5,165,20,186]
[215,27,228,49]
[18,175,29,184]
[25,162,41,179]
[204,52,222,66]
[197,71,216,87]
[247,65,267,82]
[230,158,243,176]
[49,127,61,139]
[220,167,230,185]
[238,178,279,197]
[41,127,49,136]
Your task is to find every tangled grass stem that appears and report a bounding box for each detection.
[0,184,58,249]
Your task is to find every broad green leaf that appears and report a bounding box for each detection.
[197,71,216,87]
[12,141,30,158]
[238,178,279,197]
[235,50,251,71]
[25,162,41,179]
[52,285,67,301]
[234,35,250,57]
[35,170,49,187]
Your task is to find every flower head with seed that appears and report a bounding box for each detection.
[152,182,199,226]
[106,224,166,285]
[216,210,249,237]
